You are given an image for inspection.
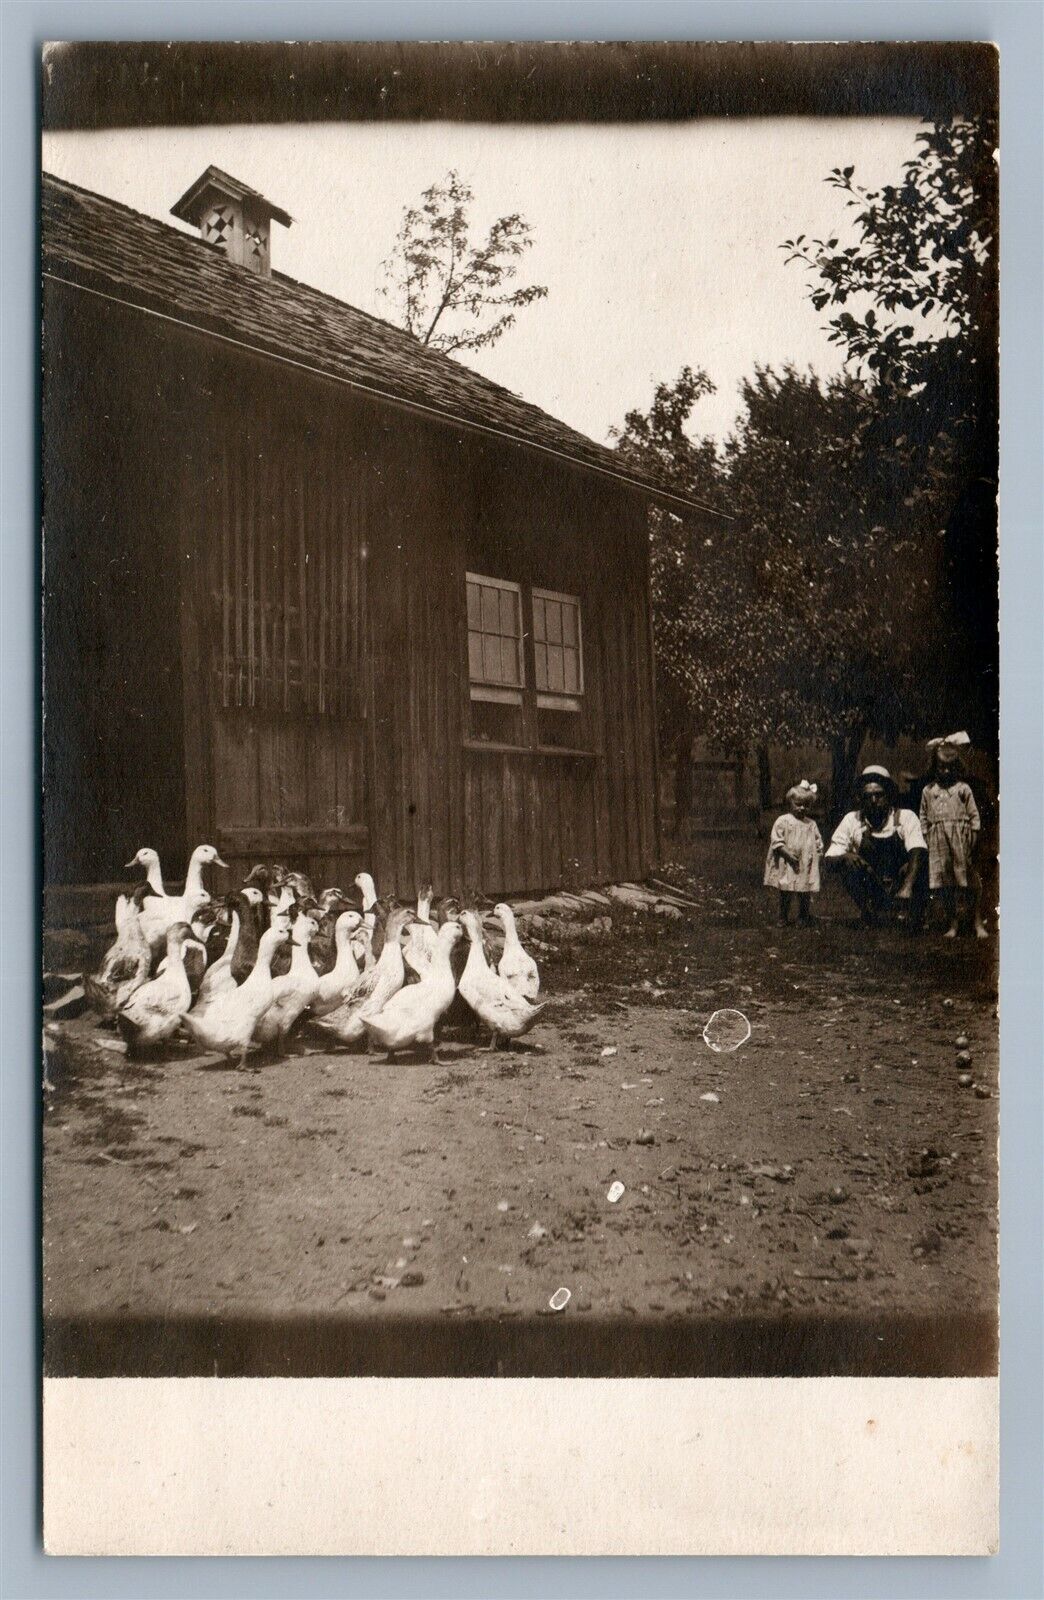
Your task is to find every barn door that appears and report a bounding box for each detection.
[204,403,370,891]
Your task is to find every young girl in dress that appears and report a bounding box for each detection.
[918,735,988,938]
[764,780,824,924]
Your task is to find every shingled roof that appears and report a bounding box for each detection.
[41,172,728,518]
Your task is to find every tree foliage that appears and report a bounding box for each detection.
[723,366,952,752]
[782,118,996,394]
[614,116,998,818]
[610,368,774,755]
[379,170,548,356]
[782,116,999,748]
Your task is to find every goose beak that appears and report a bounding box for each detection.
[123,858,140,869]
[213,856,229,870]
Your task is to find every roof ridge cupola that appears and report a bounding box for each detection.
[170,165,292,278]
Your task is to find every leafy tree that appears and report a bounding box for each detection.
[614,361,958,822]
[782,116,999,755]
[722,365,954,808]
[616,118,997,823]
[378,170,548,356]
[611,368,795,823]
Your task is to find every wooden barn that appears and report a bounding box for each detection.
[42,167,725,900]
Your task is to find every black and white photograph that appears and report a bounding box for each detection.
[39,39,1000,1552]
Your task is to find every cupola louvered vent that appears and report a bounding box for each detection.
[170,166,292,278]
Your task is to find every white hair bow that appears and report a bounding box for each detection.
[797,780,817,795]
[926,731,971,750]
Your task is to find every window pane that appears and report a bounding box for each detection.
[481,586,500,633]
[533,596,546,642]
[500,587,519,637]
[467,582,482,630]
[548,645,564,691]
[546,602,562,644]
[534,641,548,689]
[563,648,579,692]
[468,632,484,681]
[483,633,502,682]
[562,602,578,646]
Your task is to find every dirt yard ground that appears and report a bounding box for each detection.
[43,840,998,1377]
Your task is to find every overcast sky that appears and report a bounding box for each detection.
[42,117,925,445]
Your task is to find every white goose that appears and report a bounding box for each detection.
[84,892,152,1016]
[182,925,290,1067]
[116,922,207,1052]
[254,913,321,1049]
[491,902,540,1001]
[124,846,166,897]
[137,844,228,953]
[458,910,545,1049]
[311,910,364,1017]
[191,907,243,1016]
[312,906,411,1046]
[352,871,379,961]
[365,920,463,1061]
[403,885,438,979]
[269,885,295,926]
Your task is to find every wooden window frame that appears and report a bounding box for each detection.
[466,572,525,705]
[532,585,584,712]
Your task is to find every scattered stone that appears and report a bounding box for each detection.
[527,1222,548,1240]
[368,1287,386,1301]
[606,1181,625,1203]
[497,1200,512,1212]
[915,1229,943,1255]
[957,1073,974,1088]
[399,1270,425,1287]
[955,1034,970,1049]
[942,998,954,1008]
[600,1046,618,1058]
[699,1092,720,1105]
[635,1129,656,1145]
[956,1050,973,1067]
[975,1084,992,1099]
[828,1186,848,1204]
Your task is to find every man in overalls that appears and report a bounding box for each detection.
[825,766,928,928]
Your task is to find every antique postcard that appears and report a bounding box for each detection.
[40,40,999,1554]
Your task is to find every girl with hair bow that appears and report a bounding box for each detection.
[764,781,824,926]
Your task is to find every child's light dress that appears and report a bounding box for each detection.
[764,813,824,892]
[918,780,981,888]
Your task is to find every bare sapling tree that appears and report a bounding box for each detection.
[379,170,548,356]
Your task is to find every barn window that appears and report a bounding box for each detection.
[466,573,524,704]
[532,588,583,710]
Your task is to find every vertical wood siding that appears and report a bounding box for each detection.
[45,292,661,896]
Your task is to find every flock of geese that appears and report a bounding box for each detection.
[84,843,544,1066]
